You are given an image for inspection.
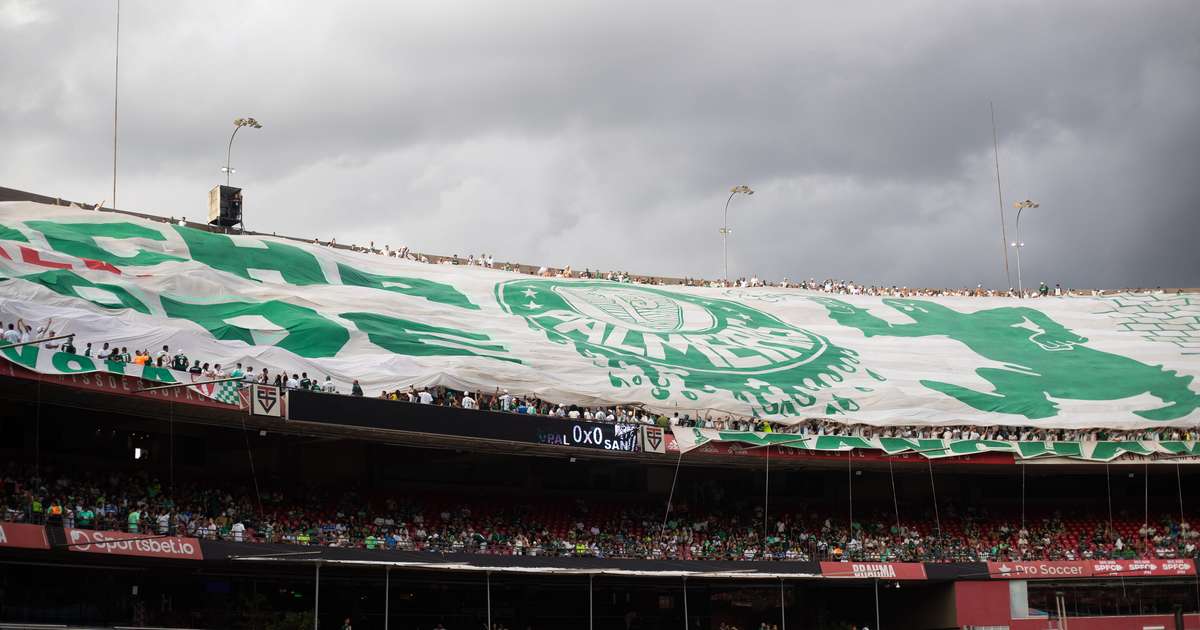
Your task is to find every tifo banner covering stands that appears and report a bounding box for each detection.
[0,201,1197,428]
[670,427,1199,462]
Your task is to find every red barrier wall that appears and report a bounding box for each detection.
[954,580,1010,626]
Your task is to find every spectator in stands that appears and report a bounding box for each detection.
[76,504,94,529]
[17,319,33,344]
[351,380,363,396]
[171,349,189,371]
[3,324,19,345]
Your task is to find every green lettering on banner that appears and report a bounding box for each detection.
[1015,442,1084,459]
[711,432,809,448]
[0,344,39,369]
[1157,441,1200,456]
[105,359,127,374]
[342,312,518,363]
[51,352,94,373]
[877,438,948,456]
[337,263,479,310]
[20,270,150,314]
[162,297,349,358]
[0,224,29,242]
[948,440,1017,455]
[139,365,178,384]
[26,221,183,266]
[173,226,326,285]
[1089,441,1154,461]
[813,435,874,451]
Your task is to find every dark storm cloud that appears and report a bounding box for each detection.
[2,0,1197,289]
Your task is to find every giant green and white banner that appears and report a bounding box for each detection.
[0,201,1197,428]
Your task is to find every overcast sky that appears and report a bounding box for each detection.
[2,0,1197,289]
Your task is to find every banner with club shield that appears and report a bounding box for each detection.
[0,201,1197,429]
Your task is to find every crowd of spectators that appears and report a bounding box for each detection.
[4,317,1195,445]
[3,467,1196,564]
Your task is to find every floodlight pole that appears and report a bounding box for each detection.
[225,126,240,187]
[723,190,736,284]
[1011,200,1039,296]
[314,562,320,630]
[225,117,262,186]
[721,185,753,285]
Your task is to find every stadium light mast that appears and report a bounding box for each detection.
[1010,199,1040,296]
[223,117,263,186]
[722,185,754,285]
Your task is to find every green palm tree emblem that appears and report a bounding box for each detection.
[498,280,868,417]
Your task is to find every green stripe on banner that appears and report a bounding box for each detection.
[0,347,233,405]
[671,427,1195,463]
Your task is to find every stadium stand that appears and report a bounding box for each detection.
[1,185,1199,629]
[4,466,1197,563]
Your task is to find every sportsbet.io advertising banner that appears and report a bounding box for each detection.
[65,528,204,560]
[0,201,1197,429]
